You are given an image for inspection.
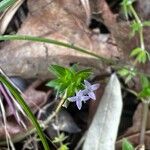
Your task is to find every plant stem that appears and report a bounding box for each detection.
[129,5,145,50]
[139,28,145,50]
[129,5,141,24]
[140,102,149,144]
[55,97,66,114]
[0,34,116,65]
[129,3,149,146]
[0,75,50,150]
[1,34,150,78]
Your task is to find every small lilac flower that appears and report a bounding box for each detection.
[83,80,100,100]
[68,90,90,110]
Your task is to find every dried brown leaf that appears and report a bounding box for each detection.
[0,0,119,78]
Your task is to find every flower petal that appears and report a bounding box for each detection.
[81,96,90,102]
[68,96,78,102]
[91,83,100,91]
[84,80,91,88]
[76,100,82,110]
[88,92,96,100]
[77,90,84,97]
[82,89,89,95]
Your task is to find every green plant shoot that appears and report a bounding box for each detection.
[47,64,92,98]
[122,139,134,150]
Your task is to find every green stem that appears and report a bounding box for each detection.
[55,97,66,114]
[130,4,148,145]
[139,28,145,50]
[140,102,149,144]
[129,5,145,50]
[129,4,148,145]
[129,5,141,24]
[0,34,116,65]
[0,75,50,150]
[55,91,67,114]
[3,34,150,77]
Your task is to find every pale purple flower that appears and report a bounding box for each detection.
[83,80,100,100]
[68,90,90,110]
[68,81,100,110]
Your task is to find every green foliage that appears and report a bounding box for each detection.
[138,87,150,100]
[47,64,92,97]
[122,139,134,150]
[138,86,150,99]
[121,0,135,19]
[130,21,142,36]
[0,0,16,12]
[130,47,143,57]
[118,68,150,100]
[130,47,150,63]
[143,21,150,27]
[53,133,69,150]
[53,133,68,144]
[140,75,150,89]
[117,67,136,83]
[0,69,49,150]
[59,145,69,150]
[137,76,150,100]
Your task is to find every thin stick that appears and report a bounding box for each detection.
[139,102,149,144]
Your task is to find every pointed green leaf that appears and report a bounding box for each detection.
[49,65,67,77]
[66,83,76,97]
[146,51,150,61]
[46,79,62,89]
[138,87,150,98]
[122,139,134,150]
[69,64,78,73]
[131,21,142,35]
[47,65,92,96]
[125,74,133,83]
[130,47,142,57]
[121,0,135,19]
[118,68,130,77]
[76,69,92,80]
[140,75,150,89]
[136,51,147,63]
[143,21,150,27]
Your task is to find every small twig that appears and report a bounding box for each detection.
[139,102,149,144]
[116,130,150,145]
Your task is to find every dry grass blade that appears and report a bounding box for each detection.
[80,0,91,25]
[0,68,27,128]
[0,0,25,34]
[0,96,15,150]
[3,84,27,128]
